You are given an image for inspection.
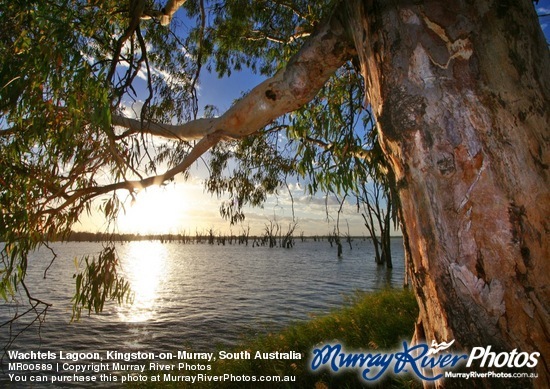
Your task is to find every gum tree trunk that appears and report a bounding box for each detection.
[344,0,549,387]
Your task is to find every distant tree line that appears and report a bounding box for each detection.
[63,225,401,254]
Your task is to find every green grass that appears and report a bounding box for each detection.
[129,289,420,388]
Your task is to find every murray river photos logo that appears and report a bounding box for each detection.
[310,340,540,383]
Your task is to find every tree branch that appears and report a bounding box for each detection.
[303,136,372,161]
[160,0,188,26]
[114,4,356,142]
[42,132,223,215]
[112,114,217,140]
[245,30,311,44]
[108,0,146,83]
[271,0,309,22]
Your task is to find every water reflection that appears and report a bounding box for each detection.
[117,241,168,322]
[374,265,394,290]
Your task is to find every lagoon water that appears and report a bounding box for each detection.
[0,239,404,382]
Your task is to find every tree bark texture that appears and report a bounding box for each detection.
[344,0,549,387]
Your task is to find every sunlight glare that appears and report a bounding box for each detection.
[117,185,189,235]
[117,241,168,322]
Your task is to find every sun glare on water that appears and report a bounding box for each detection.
[117,241,168,322]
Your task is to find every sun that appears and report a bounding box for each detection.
[117,184,189,235]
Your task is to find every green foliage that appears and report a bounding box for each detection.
[197,3,392,226]
[206,63,396,228]
[188,0,336,77]
[1,0,115,302]
[71,246,132,321]
[206,132,296,224]
[289,66,372,196]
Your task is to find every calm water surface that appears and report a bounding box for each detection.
[0,239,404,371]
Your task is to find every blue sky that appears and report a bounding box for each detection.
[539,0,550,36]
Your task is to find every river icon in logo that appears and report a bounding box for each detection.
[427,339,455,355]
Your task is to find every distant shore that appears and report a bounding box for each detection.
[64,230,403,244]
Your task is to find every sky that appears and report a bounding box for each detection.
[539,1,550,35]
[76,2,550,237]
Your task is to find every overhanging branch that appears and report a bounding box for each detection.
[43,132,222,215]
[59,4,356,214]
[114,4,355,143]
[112,114,216,140]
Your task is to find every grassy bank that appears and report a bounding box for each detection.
[130,289,420,388]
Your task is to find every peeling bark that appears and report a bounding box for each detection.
[344,0,550,387]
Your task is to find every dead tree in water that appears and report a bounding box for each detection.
[360,181,393,268]
[281,221,298,248]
